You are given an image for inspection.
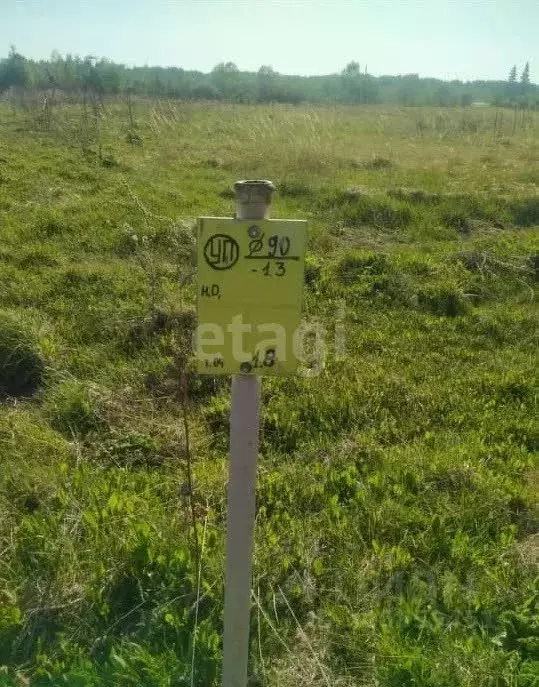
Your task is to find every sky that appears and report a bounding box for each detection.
[1,0,538,82]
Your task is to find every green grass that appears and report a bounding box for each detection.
[0,99,537,686]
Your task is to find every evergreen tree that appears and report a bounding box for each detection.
[508,65,517,83]
[0,46,31,92]
[520,61,530,86]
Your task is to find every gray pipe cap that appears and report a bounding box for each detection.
[234,180,276,219]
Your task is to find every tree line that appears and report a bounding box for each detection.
[0,48,536,108]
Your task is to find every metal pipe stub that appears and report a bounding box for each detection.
[233,179,276,220]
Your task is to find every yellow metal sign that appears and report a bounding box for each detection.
[196,217,307,375]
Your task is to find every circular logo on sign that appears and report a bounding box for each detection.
[204,234,240,270]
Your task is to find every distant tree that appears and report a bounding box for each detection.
[505,64,520,102]
[0,45,31,92]
[95,59,121,94]
[520,61,530,86]
[434,84,456,106]
[61,54,79,92]
[80,55,99,92]
[188,83,221,100]
[214,61,238,73]
[150,72,165,96]
[395,74,420,105]
[340,62,379,104]
[341,61,362,102]
[342,61,361,76]
[211,62,242,99]
[257,65,277,102]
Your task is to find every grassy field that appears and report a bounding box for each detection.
[0,98,537,686]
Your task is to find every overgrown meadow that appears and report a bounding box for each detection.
[0,98,537,686]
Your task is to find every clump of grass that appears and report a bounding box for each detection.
[44,380,106,437]
[200,157,223,168]
[278,180,315,198]
[337,252,390,284]
[186,371,228,402]
[304,255,322,287]
[510,197,539,227]
[98,431,163,468]
[218,187,235,199]
[352,155,393,170]
[0,312,44,398]
[342,185,375,200]
[203,394,230,447]
[528,253,539,281]
[417,286,470,317]
[99,151,120,168]
[144,355,226,403]
[370,273,415,306]
[387,187,440,204]
[319,191,413,230]
[125,129,143,146]
[350,203,412,230]
[436,193,509,231]
[15,248,59,269]
[443,213,472,234]
[125,309,196,353]
[35,209,68,238]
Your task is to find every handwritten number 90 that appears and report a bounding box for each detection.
[268,235,290,257]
